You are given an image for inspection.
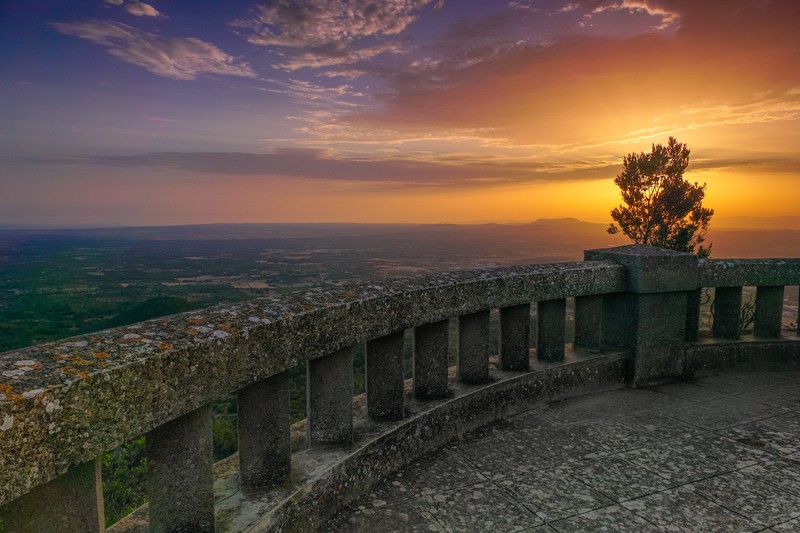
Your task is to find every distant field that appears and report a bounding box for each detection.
[1,220,798,352]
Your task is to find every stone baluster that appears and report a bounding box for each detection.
[537,299,566,362]
[685,288,702,341]
[458,310,490,384]
[237,371,291,492]
[308,348,354,446]
[4,458,104,533]
[366,332,405,420]
[146,404,215,533]
[574,294,603,351]
[413,320,449,399]
[713,286,742,339]
[753,285,784,338]
[499,304,530,371]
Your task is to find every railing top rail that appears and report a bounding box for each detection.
[699,258,800,287]
[0,260,624,505]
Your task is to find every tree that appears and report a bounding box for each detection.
[607,137,714,257]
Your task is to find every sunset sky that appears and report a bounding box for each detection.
[1,0,798,227]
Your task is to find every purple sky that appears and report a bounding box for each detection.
[1,1,798,227]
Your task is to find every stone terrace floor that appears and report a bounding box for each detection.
[325,368,800,532]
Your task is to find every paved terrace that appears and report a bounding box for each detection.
[328,368,800,533]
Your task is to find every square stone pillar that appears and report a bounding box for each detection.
[458,310,490,384]
[237,371,291,492]
[574,294,603,350]
[537,298,566,362]
[585,244,699,387]
[754,285,784,338]
[713,286,742,339]
[4,458,104,533]
[499,303,530,371]
[366,331,405,420]
[413,320,449,400]
[146,404,215,533]
[308,347,354,446]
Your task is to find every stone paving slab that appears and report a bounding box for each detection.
[326,370,800,532]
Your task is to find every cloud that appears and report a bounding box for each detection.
[125,1,160,17]
[238,0,438,70]
[102,0,124,5]
[318,0,800,149]
[25,149,621,188]
[51,20,256,80]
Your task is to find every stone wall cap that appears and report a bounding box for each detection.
[584,244,699,293]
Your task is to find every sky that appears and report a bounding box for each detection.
[1,0,798,227]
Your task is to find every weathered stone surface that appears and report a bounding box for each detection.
[366,331,405,420]
[700,258,800,287]
[591,246,692,386]
[574,294,603,350]
[538,298,566,362]
[414,320,449,400]
[4,458,103,533]
[754,285,784,338]
[308,348,354,446]
[500,303,531,371]
[685,288,701,342]
[713,286,742,340]
[238,371,291,491]
[685,338,800,375]
[2,247,800,521]
[329,366,800,533]
[0,260,625,505]
[146,404,215,533]
[457,310,490,384]
[585,244,699,293]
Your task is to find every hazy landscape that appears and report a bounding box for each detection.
[2,218,799,353]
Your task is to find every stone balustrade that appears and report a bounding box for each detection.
[1,245,798,532]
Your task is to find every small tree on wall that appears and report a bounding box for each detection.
[607,137,714,257]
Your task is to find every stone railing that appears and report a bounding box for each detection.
[1,245,798,532]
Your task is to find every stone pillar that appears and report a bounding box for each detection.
[685,288,701,342]
[585,245,699,387]
[146,404,215,533]
[413,320,449,400]
[537,299,566,362]
[458,310,490,384]
[499,303,530,371]
[574,294,603,350]
[237,371,291,492]
[366,331,405,420]
[713,286,742,340]
[4,458,104,533]
[308,348,354,446]
[754,285,784,338]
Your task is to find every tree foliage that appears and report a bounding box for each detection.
[608,137,714,257]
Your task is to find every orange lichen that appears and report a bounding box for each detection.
[217,323,239,335]
[185,328,198,336]
[300,303,315,311]
[71,357,93,366]
[158,342,173,350]
[92,352,110,359]
[96,361,110,368]
[61,367,91,379]
[188,319,205,325]
[0,383,22,402]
